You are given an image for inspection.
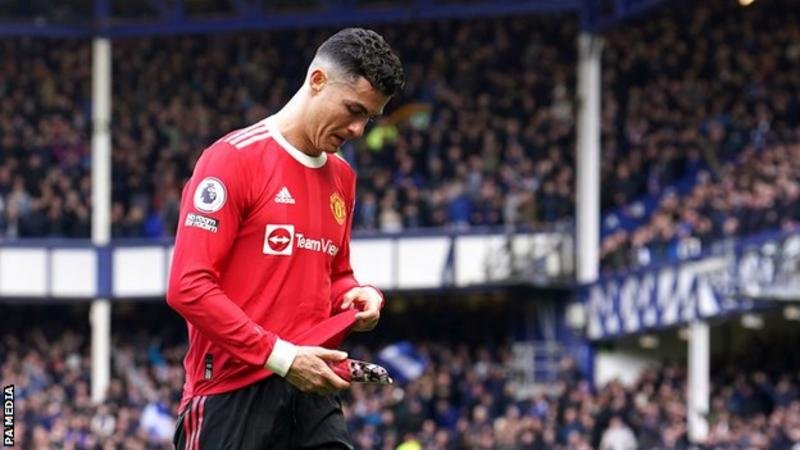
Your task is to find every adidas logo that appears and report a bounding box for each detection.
[274,186,295,204]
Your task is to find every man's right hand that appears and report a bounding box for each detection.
[284,346,351,395]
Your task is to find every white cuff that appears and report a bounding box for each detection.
[265,338,298,377]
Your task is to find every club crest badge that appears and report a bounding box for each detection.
[330,192,346,226]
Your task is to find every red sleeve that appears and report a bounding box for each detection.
[166,141,275,367]
[329,172,386,313]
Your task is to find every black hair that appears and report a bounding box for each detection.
[315,27,405,97]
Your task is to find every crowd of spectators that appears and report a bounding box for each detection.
[4,309,800,450]
[0,38,92,238]
[345,344,800,450]
[0,16,578,238]
[1,0,799,271]
[3,326,182,449]
[601,144,800,271]
[107,16,580,235]
[598,0,800,271]
[599,0,800,212]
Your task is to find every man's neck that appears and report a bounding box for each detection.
[272,99,322,157]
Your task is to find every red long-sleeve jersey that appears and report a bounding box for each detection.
[167,117,367,410]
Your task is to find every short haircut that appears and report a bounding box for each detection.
[315,28,405,97]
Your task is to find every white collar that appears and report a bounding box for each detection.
[264,116,327,169]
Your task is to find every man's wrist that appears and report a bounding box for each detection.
[361,285,385,309]
[265,338,298,377]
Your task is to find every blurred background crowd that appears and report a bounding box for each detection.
[1,0,799,273]
[3,0,800,449]
[4,309,799,450]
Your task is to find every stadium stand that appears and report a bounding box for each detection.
[0,16,577,239]
[3,0,800,449]
[601,143,800,272]
[4,306,800,450]
[107,16,579,235]
[598,0,800,272]
[0,1,798,269]
[0,38,91,238]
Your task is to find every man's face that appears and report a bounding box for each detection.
[308,71,391,154]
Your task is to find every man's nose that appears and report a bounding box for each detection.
[347,120,367,138]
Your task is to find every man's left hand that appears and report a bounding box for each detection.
[340,286,382,332]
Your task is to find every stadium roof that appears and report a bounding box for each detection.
[0,0,665,37]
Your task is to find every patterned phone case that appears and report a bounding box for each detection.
[331,359,394,384]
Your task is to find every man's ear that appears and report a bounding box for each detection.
[308,68,328,94]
